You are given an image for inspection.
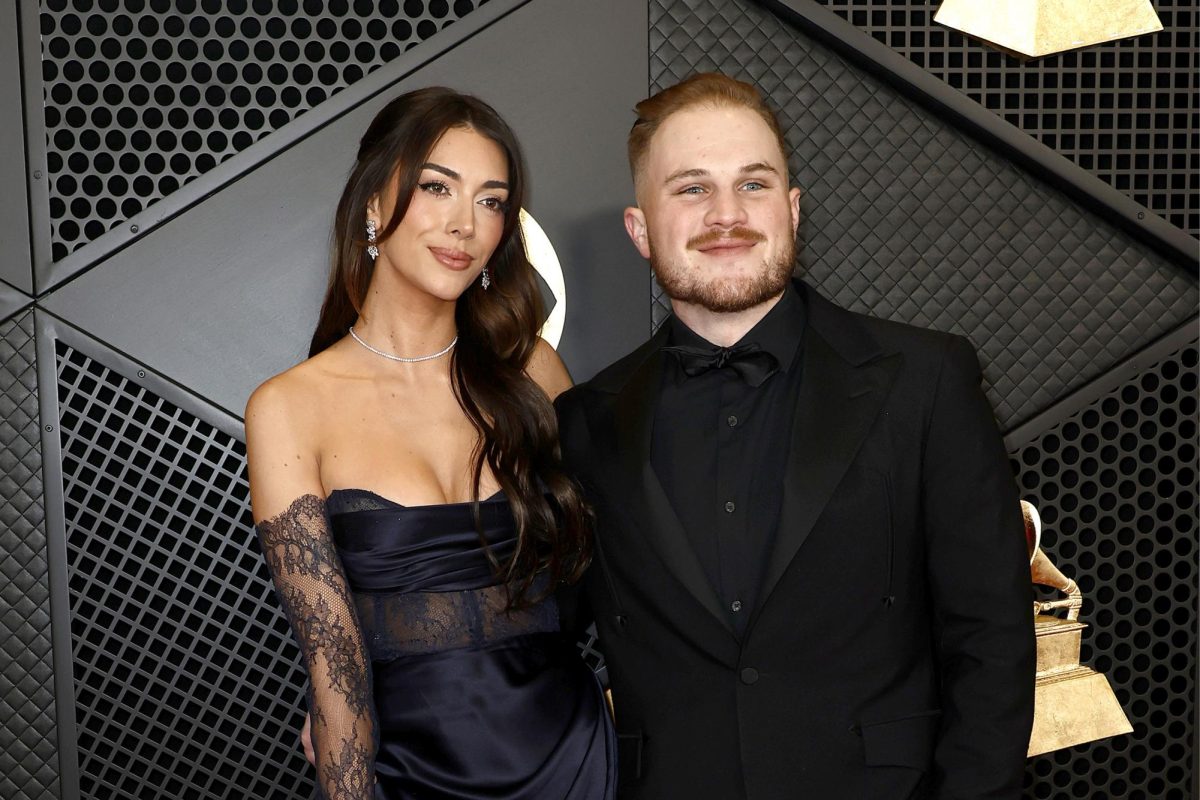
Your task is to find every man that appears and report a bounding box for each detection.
[555,73,1035,799]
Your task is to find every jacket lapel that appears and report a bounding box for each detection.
[609,330,734,633]
[755,295,903,613]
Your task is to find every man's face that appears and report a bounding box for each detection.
[625,104,801,314]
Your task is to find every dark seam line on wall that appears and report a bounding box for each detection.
[36,307,247,442]
[749,0,1200,273]
[15,0,50,298]
[0,300,35,328]
[1002,314,1199,450]
[0,275,33,295]
[31,307,80,800]
[0,274,34,325]
[31,0,535,299]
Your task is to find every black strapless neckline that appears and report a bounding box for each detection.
[326,486,506,512]
[328,488,517,594]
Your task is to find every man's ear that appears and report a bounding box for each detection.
[788,186,802,235]
[623,206,651,260]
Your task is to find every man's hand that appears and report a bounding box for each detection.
[300,712,315,766]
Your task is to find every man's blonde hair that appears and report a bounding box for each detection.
[627,72,790,188]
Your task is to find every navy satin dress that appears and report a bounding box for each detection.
[328,489,616,799]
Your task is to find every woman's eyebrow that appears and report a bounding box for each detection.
[421,162,509,190]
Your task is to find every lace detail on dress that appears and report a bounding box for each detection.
[325,487,504,515]
[257,494,377,800]
[326,488,560,659]
[326,488,399,515]
[355,582,560,661]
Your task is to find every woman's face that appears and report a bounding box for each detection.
[368,126,511,303]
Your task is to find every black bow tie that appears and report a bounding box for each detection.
[663,342,780,387]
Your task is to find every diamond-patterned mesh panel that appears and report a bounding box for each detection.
[649,0,1198,431]
[54,339,313,798]
[1012,337,1197,800]
[0,311,58,800]
[40,0,491,260]
[812,0,1199,238]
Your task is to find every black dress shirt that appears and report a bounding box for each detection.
[651,285,806,636]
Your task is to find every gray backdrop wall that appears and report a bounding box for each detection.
[0,1,1195,798]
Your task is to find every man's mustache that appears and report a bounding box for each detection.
[687,227,767,250]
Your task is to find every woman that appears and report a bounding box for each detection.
[246,88,615,799]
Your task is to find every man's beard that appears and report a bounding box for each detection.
[650,229,796,314]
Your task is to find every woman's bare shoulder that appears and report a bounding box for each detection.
[525,337,572,401]
[245,350,356,517]
[247,346,349,418]
[244,346,361,458]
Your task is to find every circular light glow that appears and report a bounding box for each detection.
[519,208,566,349]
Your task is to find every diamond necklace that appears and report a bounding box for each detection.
[348,327,458,363]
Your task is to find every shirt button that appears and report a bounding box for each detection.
[727,414,738,427]
[730,600,742,612]
[740,667,759,685]
[724,501,735,513]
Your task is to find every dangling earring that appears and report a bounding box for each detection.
[366,220,379,260]
[480,265,491,290]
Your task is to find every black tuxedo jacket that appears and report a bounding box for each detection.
[556,281,1035,800]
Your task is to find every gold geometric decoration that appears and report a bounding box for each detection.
[934,0,1163,59]
[1020,502,1134,757]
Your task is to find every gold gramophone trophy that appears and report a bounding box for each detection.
[1022,501,1133,756]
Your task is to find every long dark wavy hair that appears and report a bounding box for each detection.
[310,87,590,606]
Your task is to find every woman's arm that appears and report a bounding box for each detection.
[247,378,376,799]
[526,337,573,401]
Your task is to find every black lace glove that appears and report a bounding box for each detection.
[257,494,377,799]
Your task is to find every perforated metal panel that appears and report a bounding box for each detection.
[0,311,58,800]
[54,338,312,798]
[1012,336,1197,800]
[813,0,1199,238]
[39,0,492,260]
[648,0,1197,431]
